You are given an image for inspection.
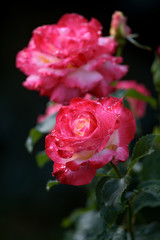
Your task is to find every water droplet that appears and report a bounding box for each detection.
[49,145,54,150]
[108,129,113,134]
[58,149,72,158]
[55,140,64,148]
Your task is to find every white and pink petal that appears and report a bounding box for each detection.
[64,68,103,92]
[53,162,96,186]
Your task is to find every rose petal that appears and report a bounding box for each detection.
[22,75,42,90]
[53,162,96,186]
[89,148,115,169]
[50,84,82,104]
[64,68,102,91]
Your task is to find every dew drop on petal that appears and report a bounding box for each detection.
[55,140,64,148]
[108,129,113,134]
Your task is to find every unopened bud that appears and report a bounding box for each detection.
[151,46,160,93]
[110,11,131,38]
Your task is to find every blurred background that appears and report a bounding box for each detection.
[1,0,160,239]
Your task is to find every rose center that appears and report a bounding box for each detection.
[73,117,90,136]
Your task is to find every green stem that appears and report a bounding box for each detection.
[116,37,126,57]
[109,162,123,178]
[96,173,109,177]
[128,202,135,240]
[116,43,124,57]
[158,93,160,125]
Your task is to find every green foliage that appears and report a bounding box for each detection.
[25,128,43,153]
[61,133,160,239]
[126,35,151,51]
[111,89,157,108]
[111,89,127,98]
[63,210,126,240]
[35,113,57,133]
[125,89,157,109]
[36,150,50,168]
[63,210,160,240]
[134,222,160,240]
[141,151,160,180]
[127,134,160,174]
[46,180,60,191]
[134,180,160,213]
[25,113,57,153]
[19,10,160,240]
[151,55,160,92]
[96,177,128,226]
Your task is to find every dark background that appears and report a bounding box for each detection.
[1,1,160,239]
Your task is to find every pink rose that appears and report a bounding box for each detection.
[16,13,128,104]
[116,80,151,118]
[45,97,136,185]
[110,11,131,38]
[157,45,160,56]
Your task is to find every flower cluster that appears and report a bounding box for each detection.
[16,12,153,185]
[15,10,160,240]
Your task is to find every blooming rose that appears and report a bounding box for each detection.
[116,80,151,118]
[16,13,128,104]
[45,96,136,185]
[110,11,131,38]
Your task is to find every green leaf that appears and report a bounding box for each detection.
[126,35,152,51]
[127,134,160,174]
[71,210,106,240]
[111,88,157,108]
[36,113,57,133]
[153,68,160,92]
[142,150,160,180]
[96,177,128,226]
[96,164,118,179]
[63,210,126,240]
[46,180,60,191]
[111,89,126,99]
[25,128,43,153]
[36,150,50,168]
[125,88,157,109]
[134,180,160,213]
[153,125,160,134]
[151,55,160,74]
[112,227,126,240]
[25,113,57,153]
[96,177,109,206]
[135,222,160,240]
[122,97,130,110]
[138,180,160,195]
